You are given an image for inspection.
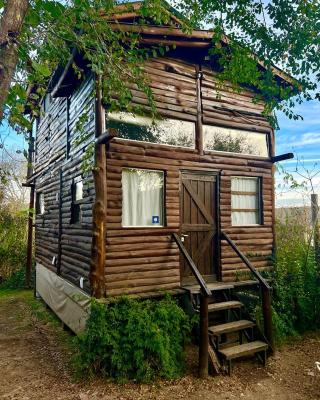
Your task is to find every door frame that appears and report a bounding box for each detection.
[179,169,221,283]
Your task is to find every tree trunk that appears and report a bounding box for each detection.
[0,0,29,121]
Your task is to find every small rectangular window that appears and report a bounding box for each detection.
[107,112,195,149]
[36,192,45,215]
[122,168,164,227]
[231,177,261,226]
[203,125,269,157]
[70,179,83,224]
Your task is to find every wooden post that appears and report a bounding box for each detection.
[25,130,35,288]
[195,65,203,156]
[90,74,107,299]
[311,193,319,264]
[25,185,35,288]
[199,295,209,378]
[57,168,63,276]
[261,286,274,353]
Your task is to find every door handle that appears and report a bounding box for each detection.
[181,234,189,242]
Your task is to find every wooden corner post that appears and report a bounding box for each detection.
[199,294,209,378]
[90,74,107,298]
[25,129,35,288]
[311,193,320,264]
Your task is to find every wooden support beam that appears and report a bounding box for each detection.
[57,168,63,276]
[271,152,294,163]
[199,295,209,378]
[90,74,107,299]
[25,127,35,288]
[195,66,203,156]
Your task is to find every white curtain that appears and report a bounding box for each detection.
[231,177,259,225]
[122,169,164,227]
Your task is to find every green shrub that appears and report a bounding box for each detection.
[0,269,26,289]
[73,295,192,382]
[271,216,320,343]
[0,208,28,287]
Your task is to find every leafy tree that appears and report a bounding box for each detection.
[0,0,319,133]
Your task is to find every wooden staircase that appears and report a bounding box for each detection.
[172,232,274,377]
[186,283,269,375]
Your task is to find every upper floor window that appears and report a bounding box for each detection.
[36,192,45,215]
[106,111,195,149]
[203,125,269,157]
[122,168,164,227]
[231,177,261,226]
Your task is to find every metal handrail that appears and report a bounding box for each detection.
[172,233,211,297]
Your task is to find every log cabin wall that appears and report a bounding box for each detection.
[105,56,274,296]
[34,75,95,293]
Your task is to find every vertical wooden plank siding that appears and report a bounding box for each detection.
[34,76,96,292]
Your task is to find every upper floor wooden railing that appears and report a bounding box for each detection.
[221,231,274,352]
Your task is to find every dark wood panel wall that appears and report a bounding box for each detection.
[35,76,95,292]
[104,57,274,296]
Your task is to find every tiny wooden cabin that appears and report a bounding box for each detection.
[28,2,294,374]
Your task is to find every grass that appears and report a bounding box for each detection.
[0,288,76,354]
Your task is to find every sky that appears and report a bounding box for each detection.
[275,101,320,207]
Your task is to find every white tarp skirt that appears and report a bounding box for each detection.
[36,263,91,334]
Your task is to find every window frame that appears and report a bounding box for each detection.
[105,111,196,151]
[230,176,263,227]
[36,192,45,215]
[121,167,166,229]
[203,125,271,159]
[70,177,83,225]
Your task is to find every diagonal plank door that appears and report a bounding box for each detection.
[180,172,218,280]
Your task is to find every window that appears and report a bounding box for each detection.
[70,178,83,224]
[122,168,164,227]
[107,111,195,148]
[203,125,269,157]
[36,192,45,215]
[43,93,51,113]
[231,177,261,226]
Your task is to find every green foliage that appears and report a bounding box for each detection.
[270,216,320,343]
[2,0,320,132]
[0,208,28,287]
[0,269,26,290]
[73,295,192,382]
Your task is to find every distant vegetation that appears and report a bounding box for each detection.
[0,155,29,289]
[271,210,320,343]
[0,207,28,289]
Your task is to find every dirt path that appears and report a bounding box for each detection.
[0,290,319,400]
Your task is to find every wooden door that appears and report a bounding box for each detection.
[180,171,218,281]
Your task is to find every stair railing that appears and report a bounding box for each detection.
[221,231,274,352]
[172,233,211,377]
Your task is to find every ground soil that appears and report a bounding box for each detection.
[0,290,319,400]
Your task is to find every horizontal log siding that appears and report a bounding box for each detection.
[105,57,274,295]
[35,76,95,292]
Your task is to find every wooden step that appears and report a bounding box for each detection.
[219,341,268,360]
[209,320,254,336]
[208,301,242,312]
[183,282,234,294]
